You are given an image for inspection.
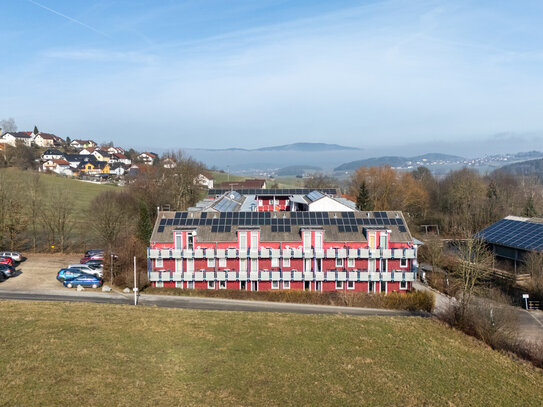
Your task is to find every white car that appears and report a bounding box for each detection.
[67,264,103,278]
[0,251,22,262]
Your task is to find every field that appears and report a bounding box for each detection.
[1,301,542,406]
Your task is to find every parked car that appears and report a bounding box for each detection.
[80,254,104,264]
[0,264,15,279]
[67,264,103,278]
[83,249,104,258]
[57,268,85,282]
[63,274,103,289]
[84,259,104,268]
[0,257,14,266]
[0,251,22,262]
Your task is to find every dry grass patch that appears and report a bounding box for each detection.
[0,300,542,406]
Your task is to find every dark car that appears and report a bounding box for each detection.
[84,260,104,269]
[63,274,103,289]
[84,249,104,257]
[0,264,14,280]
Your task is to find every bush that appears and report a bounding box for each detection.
[142,287,435,312]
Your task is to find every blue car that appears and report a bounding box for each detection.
[63,274,103,289]
[57,268,85,283]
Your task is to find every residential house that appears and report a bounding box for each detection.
[78,147,97,155]
[107,146,125,155]
[147,189,416,292]
[109,163,126,176]
[196,172,214,189]
[42,148,64,160]
[91,149,110,162]
[64,154,99,169]
[162,157,177,168]
[34,132,64,148]
[42,159,73,176]
[70,139,97,149]
[77,161,110,176]
[0,132,33,147]
[109,152,131,166]
[137,152,158,165]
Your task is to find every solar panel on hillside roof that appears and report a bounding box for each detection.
[157,226,164,233]
[477,218,543,251]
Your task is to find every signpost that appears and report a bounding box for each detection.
[133,256,138,306]
[523,293,529,310]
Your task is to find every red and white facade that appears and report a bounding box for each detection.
[148,191,417,293]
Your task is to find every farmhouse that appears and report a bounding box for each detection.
[148,189,416,292]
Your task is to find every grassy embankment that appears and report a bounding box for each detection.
[0,300,542,406]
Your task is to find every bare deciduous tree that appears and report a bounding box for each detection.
[41,188,75,252]
[0,117,17,133]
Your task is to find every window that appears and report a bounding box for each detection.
[251,259,258,272]
[207,281,215,289]
[380,281,387,293]
[283,281,290,289]
[347,281,355,290]
[187,233,194,250]
[315,233,323,250]
[219,281,227,289]
[207,258,215,267]
[347,258,355,268]
[303,232,311,250]
[335,281,344,289]
[186,281,194,289]
[251,232,258,248]
[283,258,290,267]
[271,257,279,267]
[155,258,163,268]
[218,258,226,268]
[272,281,280,289]
[175,233,182,249]
[400,281,407,290]
[336,258,344,267]
[369,281,375,293]
[240,258,247,272]
[400,258,408,268]
[240,233,247,250]
[187,259,194,272]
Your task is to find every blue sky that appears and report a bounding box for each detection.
[2,0,543,151]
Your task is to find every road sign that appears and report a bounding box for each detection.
[522,294,529,299]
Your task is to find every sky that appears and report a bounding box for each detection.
[2,0,543,152]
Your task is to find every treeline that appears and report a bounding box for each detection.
[347,166,543,237]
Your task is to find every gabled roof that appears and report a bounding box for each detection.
[3,132,31,139]
[139,152,158,158]
[43,148,63,155]
[50,159,70,165]
[37,132,63,141]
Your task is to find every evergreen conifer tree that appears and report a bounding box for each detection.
[356,181,372,211]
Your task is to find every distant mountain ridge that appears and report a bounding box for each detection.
[197,142,359,152]
[334,153,465,171]
[496,157,543,179]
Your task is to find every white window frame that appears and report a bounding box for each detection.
[315,232,323,250]
[271,280,280,289]
[347,258,355,268]
[335,258,343,268]
[219,281,227,289]
[283,258,290,268]
[303,231,311,250]
[207,258,215,268]
[251,258,258,272]
[400,258,408,268]
[251,232,258,248]
[175,233,183,249]
[187,233,194,250]
[239,233,247,250]
[218,258,227,268]
[283,281,290,289]
[207,281,215,289]
[186,281,194,289]
[239,258,247,272]
[271,257,279,268]
[155,258,163,268]
[335,281,344,290]
[400,281,408,290]
[347,281,355,290]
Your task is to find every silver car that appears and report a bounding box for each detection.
[0,251,22,262]
[67,264,103,278]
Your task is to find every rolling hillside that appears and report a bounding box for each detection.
[335,153,464,171]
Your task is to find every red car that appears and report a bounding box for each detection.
[0,256,14,266]
[80,254,104,264]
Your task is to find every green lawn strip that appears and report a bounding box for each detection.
[0,301,541,406]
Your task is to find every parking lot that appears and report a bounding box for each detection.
[0,254,81,291]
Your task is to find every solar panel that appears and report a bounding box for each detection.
[478,218,543,251]
[159,219,167,226]
[398,225,407,233]
[157,226,164,233]
[307,191,324,202]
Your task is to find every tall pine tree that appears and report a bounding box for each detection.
[136,202,153,243]
[356,181,372,211]
[523,196,537,218]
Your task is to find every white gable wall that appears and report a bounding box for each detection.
[308,196,354,212]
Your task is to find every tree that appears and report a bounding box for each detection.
[521,251,543,296]
[0,118,17,133]
[453,238,493,322]
[356,181,372,210]
[304,173,337,189]
[0,174,29,250]
[27,173,42,252]
[136,202,153,244]
[40,188,75,252]
[33,125,39,134]
[89,191,137,253]
[523,196,537,217]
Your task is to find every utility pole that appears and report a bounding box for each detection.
[133,256,138,305]
[110,253,114,286]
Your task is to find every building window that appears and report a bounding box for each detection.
[272,280,280,289]
[335,281,344,289]
[347,258,355,268]
[219,281,227,289]
[187,233,194,250]
[369,281,375,293]
[271,257,279,267]
[400,258,408,268]
[283,258,290,267]
[283,281,290,289]
[207,258,215,267]
[347,281,355,290]
[218,258,227,267]
[400,281,407,290]
[207,281,215,289]
[155,258,163,268]
[336,258,344,268]
[186,281,194,289]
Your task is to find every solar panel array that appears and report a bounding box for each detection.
[157,211,405,234]
[477,218,543,251]
[306,190,324,202]
[209,188,337,196]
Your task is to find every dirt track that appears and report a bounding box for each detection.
[0,254,81,290]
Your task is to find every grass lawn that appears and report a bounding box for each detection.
[0,301,542,406]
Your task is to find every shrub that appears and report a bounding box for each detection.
[141,287,435,312]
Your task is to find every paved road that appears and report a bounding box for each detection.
[0,289,427,316]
